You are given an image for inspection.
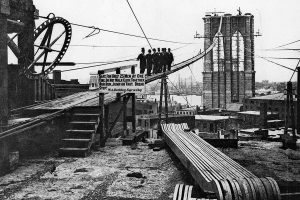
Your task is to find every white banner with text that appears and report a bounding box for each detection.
[99,74,145,93]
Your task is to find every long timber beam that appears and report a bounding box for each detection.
[162,123,281,200]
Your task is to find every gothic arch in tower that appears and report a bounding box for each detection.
[212,32,224,72]
[232,31,245,71]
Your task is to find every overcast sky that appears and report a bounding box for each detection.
[31,0,300,84]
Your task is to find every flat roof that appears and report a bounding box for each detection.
[195,115,233,121]
[238,111,277,116]
[249,93,296,101]
[268,119,284,123]
[226,103,243,112]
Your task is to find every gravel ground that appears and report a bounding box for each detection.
[218,140,300,193]
[2,139,298,199]
[0,143,193,200]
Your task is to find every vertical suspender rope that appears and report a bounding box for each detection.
[126,0,153,49]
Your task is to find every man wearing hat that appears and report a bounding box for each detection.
[145,49,153,76]
[167,48,174,71]
[152,48,159,74]
[137,48,146,74]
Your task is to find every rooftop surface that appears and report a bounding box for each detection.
[238,111,277,116]
[195,115,233,121]
[225,103,243,112]
[0,143,189,200]
[249,93,296,101]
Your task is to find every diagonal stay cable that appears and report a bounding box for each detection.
[126,0,152,49]
[274,39,300,49]
[244,46,296,72]
[289,59,300,81]
[54,58,136,73]
[168,78,196,112]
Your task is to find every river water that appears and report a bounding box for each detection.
[147,94,202,107]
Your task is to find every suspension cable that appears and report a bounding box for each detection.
[54,58,135,73]
[289,59,300,81]
[126,0,152,49]
[274,39,300,49]
[244,46,296,72]
[35,14,195,45]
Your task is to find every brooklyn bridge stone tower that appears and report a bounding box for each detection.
[202,12,255,109]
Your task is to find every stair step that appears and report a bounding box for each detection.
[62,138,91,142]
[73,113,99,117]
[69,121,96,124]
[59,147,88,151]
[59,147,89,157]
[66,130,94,133]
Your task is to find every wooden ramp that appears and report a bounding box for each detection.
[162,123,281,200]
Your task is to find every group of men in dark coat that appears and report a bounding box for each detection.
[137,47,174,76]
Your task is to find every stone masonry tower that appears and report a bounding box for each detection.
[202,13,255,109]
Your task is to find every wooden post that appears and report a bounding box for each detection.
[38,77,42,101]
[104,105,109,139]
[131,65,136,133]
[99,92,105,147]
[98,70,105,147]
[116,67,121,101]
[42,79,46,101]
[297,67,300,136]
[0,14,9,130]
[52,85,56,99]
[164,76,169,124]
[18,8,35,105]
[34,79,38,102]
[158,78,164,128]
[123,95,128,136]
[45,82,49,100]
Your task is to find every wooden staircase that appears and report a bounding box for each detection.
[59,107,100,157]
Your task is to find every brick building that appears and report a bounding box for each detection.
[243,93,297,127]
[195,115,238,133]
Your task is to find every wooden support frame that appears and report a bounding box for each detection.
[98,92,105,147]
[104,105,109,139]
[7,19,25,33]
[98,70,105,147]
[107,95,131,137]
[158,77,164,129]
[164,76,169,124]
[17,5,35,106]
[131,93,136,133]
[116,67,121,101]
[131,65,136,133]
[297,67,300,135]
[123,95,128,136]
[0,13,9,129]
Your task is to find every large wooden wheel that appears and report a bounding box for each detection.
[23,16,72,79]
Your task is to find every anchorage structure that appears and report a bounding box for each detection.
[202,13,255,109]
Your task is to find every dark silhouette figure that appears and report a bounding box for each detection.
[162,48,168,72]
[137,48,146,74]
[152,48,159,74]
[157,48,162,73]
[167,48,174,71]
[145,49,153,76]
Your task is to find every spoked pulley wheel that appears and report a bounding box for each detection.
[24,16,72,79]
